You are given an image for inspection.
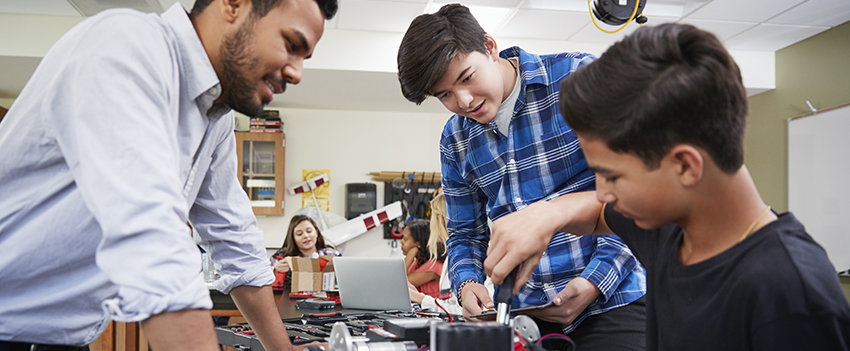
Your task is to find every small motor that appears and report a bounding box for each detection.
[329,322,418,351]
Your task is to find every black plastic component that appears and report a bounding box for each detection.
[433,322,512,351]
[383,318,434,347]
[592,0,647,26]
[346,183,377,219]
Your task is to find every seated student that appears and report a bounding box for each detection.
[401,219,446,298]
[271,215,341,291]
[408,192,494,315]
[484,23,850,350]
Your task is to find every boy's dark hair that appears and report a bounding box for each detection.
[190,0,338,21]
[406,219,447,264]
[397,4,488,105]
[559,23,747,174]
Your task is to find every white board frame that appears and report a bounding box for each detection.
[787,103,850,273]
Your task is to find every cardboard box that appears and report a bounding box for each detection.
[290,256,336,291]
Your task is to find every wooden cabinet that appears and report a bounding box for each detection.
[235,132,285,215]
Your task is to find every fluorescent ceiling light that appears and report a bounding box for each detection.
[426,3,512,33]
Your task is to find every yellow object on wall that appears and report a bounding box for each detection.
[302,169,330,211]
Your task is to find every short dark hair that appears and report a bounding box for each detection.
[406,219,447,264]
[190,0,338,21]
[397,4,488,105]
[559,23,747,174]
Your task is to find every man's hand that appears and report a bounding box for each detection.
[485,200,564,291]
[460,282,495,322]
[522,278,601,325]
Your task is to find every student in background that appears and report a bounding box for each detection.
[408,192,494,315]
[271,215,341,291]
[397,4,646,348]
[488,23,850,350]
[401,219,446,298]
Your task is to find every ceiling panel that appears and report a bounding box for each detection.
[336,0,426,33]
[495,10,589,41]
[0,0,82,16]
[454,0,524,8]
[568,16,680,44]
[676,18,758,41]
[724,23,830,51]
[523,0,607,12]
[686,0,805,23]
[767,0,850,27]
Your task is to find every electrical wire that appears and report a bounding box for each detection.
[433,300,453,323]
[587,0,640,34]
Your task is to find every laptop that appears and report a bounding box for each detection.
[333,257,412,312]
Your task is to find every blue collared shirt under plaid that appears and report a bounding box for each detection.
[442,47,646,333]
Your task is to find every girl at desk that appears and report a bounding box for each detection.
[271,215,340,290]
[401,218,446,298]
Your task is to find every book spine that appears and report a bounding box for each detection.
[249,121,281,126]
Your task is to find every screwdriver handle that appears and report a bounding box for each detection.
[497,266,519,304]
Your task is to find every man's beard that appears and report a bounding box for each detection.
[218,19,268,117]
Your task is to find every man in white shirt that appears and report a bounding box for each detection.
[0,0,335,350]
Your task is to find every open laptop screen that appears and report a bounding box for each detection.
[333,257,412,312]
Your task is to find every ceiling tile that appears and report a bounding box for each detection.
[495,10,589,40]
[336,0,426,33]
[767,0,850,27]
[455,0,523,8]
[686,0,806,23]
[724,23,829,51]
[0,0,82,16]
[568,15,679,44]
[676,18,757,41]
[523,0,588,11]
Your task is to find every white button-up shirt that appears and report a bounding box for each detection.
[0,4,272,346]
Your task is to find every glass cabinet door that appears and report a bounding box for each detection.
[235,132,285,215]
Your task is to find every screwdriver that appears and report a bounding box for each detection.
[495,266,519,325]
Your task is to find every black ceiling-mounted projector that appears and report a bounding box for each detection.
[592,0,648,26]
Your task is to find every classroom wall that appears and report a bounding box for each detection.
[745,20,850,302]
[256,107,450,258]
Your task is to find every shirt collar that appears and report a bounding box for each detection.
[500,46,552,87]
[160,4,225,116]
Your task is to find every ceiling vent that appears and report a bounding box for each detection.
[67,0,164,16]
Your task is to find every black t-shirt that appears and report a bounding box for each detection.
[605,206,850,351]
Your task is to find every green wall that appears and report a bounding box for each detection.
[746,20,850,302]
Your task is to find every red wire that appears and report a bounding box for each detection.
[433,300,453,323]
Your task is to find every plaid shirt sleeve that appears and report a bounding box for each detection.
[441,130,491,297]
[579,234,639,303]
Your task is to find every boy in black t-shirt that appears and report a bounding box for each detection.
[482,23,850,350]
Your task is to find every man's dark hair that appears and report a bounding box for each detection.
[397,4,488,105]
[190,0,338,21]
[560,23,747,174]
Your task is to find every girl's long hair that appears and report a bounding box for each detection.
[276,215,335,257]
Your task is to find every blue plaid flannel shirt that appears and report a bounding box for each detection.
[442,47,646,333]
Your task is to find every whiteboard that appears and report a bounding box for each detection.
[788,103,850,273]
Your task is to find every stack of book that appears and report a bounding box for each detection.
[249,110,282,133]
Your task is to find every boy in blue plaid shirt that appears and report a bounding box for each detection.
[397,4,646,349]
